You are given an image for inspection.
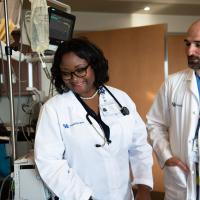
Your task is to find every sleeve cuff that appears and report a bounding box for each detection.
[132,178,153,190]
[80,188,93,200]
[156,149,173,168]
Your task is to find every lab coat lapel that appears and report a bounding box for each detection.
[70,92,111,154]
[70,91,88,118]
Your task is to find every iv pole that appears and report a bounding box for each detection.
[3,0,16,163]
[1,0,72,165]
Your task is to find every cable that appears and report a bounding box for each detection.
[0,117,4,123]
[20,124,33,146]
[0,40,5,85]
[7,174,14,200]
[23,11,31,45]
[16,0,24,128]
[19,97,36,146]
[39,53,51,80]
[48,78,56,98]
[0,174,11,200]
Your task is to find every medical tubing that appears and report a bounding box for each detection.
[3,0,16,162]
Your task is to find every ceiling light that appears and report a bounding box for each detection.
[144,6,150,11]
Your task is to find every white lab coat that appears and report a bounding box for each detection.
[147,69,199,200]
[35,86,153,200]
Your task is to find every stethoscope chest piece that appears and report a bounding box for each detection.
[102,85,130,116]
[121,106,129,116]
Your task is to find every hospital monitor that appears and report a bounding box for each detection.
[48,7,76,48]
[21,5,76,52]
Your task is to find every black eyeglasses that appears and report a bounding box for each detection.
[184,39,200,48]
[61,64,90,80]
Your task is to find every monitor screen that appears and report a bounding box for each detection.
[48,7,76,46]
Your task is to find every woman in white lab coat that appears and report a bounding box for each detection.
[34,38,153,200]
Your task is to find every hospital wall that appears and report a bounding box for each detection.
[73,12,200,33]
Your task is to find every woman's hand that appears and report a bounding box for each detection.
[135,184,151,200]
[165,156,190,173]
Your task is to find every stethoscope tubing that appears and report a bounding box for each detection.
[86,113,107,147]
[103,85,130,116]
[85,85,129,147]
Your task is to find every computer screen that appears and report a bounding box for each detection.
[48,7,76,46]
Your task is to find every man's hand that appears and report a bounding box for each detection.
[165,156,190,173]
[135,184,151,200]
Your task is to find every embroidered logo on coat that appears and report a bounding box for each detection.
[63,121,84,128]
[172,102,182,107]
[63,124,69,128]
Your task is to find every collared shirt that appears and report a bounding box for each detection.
[195,72,200,199]
[192,73,200,163]
[195,73,200,96]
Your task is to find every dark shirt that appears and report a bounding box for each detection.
[74,92,111,143]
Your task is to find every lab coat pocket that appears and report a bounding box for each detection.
[164,166,187,200]
[164,166,187,188]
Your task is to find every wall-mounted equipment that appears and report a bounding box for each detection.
[48,7,76,47]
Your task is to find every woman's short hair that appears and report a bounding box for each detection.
[51,37,109,94]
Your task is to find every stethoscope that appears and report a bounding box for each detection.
[86,85,130,148]
[103,85,130,116]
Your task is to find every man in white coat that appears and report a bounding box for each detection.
[147,19,200,200]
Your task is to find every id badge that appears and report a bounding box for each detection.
[193,138,198,152]
[192,138,199,163]
[100,102,120,116]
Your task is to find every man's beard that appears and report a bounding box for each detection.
[188,55,200,70]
